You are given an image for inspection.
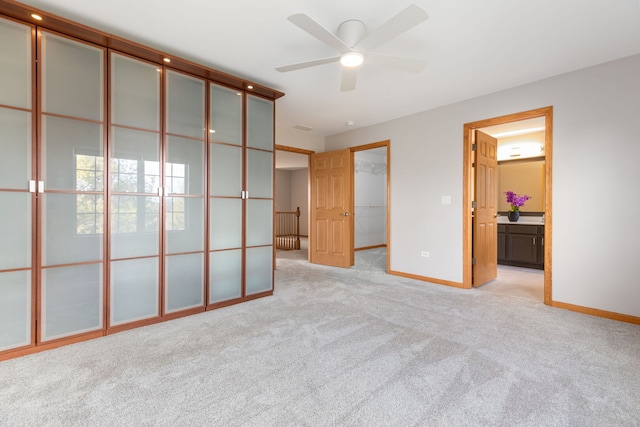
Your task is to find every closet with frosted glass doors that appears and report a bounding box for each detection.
[0,13,278,360]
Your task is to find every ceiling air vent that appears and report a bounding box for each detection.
[293,124,313,132]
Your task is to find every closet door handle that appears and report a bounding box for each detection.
[533,237,536,245]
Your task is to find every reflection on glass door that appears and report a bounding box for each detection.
[39,31,106,341]
[109,53,161,326]
[164,70,206,313]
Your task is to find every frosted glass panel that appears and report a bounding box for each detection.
[0,271,31,351]
[209,83,242,146]
[167,71,204,139]
[42,193,103,266]
[41,32,103,121]
[111,53,160,131]
[209,198,242,250]
[210,143,242,197]
[166,136,204,195]
[246,246,273,295]
[42,263,103,341]
[0,192,31,270]
[110,127,160,193]
[43,116,103,191]
[110,195,160,259]
[166,197,204,253]
[247,149,273,198]
[209,250,241,304]
[0,18,31,109]
[246,95,273,150]
[0,108,31,189]
[165,253,204,312]
[110,258,159,326]
[246,199,273,247]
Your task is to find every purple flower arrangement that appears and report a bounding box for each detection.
[505,191,531,212]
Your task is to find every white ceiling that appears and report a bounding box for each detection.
[18,0,640,138]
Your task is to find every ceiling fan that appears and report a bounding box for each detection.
[275,4,429,92]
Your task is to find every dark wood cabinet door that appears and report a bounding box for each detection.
[498,224,544,269]
[507,233,538,264]
[498,231,506,261]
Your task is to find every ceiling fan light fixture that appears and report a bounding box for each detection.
[340,51,364,67]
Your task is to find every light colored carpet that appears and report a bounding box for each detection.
[0,246,638,426]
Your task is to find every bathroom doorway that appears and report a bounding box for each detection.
[463,106,553,305]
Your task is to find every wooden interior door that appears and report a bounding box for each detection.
[473,130,498,286]
[310,149,354,268]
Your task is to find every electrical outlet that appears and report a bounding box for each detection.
[421,251,430,258]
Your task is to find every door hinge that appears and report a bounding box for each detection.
[472,257,477,265]
[471,200,477,209]
[472,143,477,151]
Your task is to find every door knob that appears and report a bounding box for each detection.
[342,212,351,216]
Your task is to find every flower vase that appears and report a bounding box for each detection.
[508,211,520,222]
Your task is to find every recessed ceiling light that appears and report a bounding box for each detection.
[340,52,364,68]
[247,85,254,90]
[163,58,171,63]
[31,14,43,21]
[345,120,355,127]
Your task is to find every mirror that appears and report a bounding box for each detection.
[498,159,545,212]
[480,119,546,213]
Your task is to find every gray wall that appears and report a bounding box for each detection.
[275,168,308,236]
[275,169,292,212]
[326,54,640,318]
[290,169,309,236]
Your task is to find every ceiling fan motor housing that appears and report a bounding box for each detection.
[337,20,366,48]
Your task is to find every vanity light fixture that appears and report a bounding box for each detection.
[492,126,545,138]
[340,51,364,67]
[31,13,43,21]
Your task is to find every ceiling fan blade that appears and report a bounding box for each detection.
[340,67,358,92]
[354,4,428,52]
[366,53,427,73]
[275,56,340,72]
[288,13,351,54]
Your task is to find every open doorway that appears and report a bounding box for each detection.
[275,141,390,272]
[351,141,390,272]
[274,145,313,255]
[476,118,546,301]
[463,107,553,305]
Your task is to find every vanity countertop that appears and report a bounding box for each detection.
[497,217,544,225]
